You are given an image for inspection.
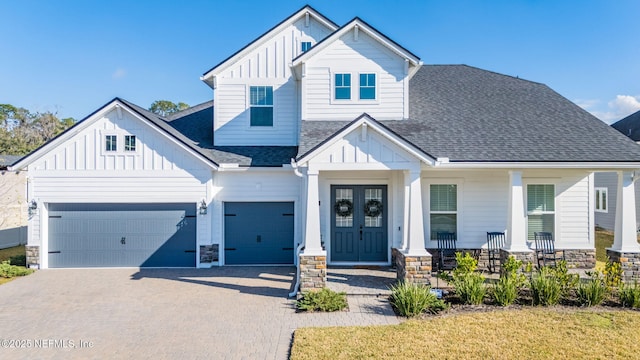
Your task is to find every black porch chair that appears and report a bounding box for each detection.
[437,232,457,271]
[534,232,562,268]
[486,232,505,273]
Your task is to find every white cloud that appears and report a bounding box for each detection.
[112,68,126,79]
[579,95,640,124]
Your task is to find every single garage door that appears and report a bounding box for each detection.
[48,203,196,268]
[224,202,294,265]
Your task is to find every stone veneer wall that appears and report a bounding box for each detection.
[392,248,431,284]
[299,255,326,291]
[607,250,640,283]
[562,249,596,269]
[25,245,39,268]
[499,249,534,269]
[199,245,219,263]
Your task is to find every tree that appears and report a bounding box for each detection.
[0,104,75,155]
[149,100,190,117]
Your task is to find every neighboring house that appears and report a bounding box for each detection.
[595,109,640,231]
[10,6,640,288]
[0,155,27,249]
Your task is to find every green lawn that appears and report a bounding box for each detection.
[291,308,640,360]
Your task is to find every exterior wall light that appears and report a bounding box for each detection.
[199,200,208,215]
[28,200,38,216]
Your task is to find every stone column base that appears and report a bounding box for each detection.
[563,249,596,269]
[607,250,640,283]
[392,248,432,284]
[299,254,326,292]
[25,245,40,268]
[199,245,219,263]
[500,249,534,269]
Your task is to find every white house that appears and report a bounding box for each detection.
[11,5,640,289]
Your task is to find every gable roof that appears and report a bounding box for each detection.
[11,98,220,170]
[612,110,640,142]
[201,5,338,87]
[0,155,22,169]
[291,16,421,79]
[297,65,640,164]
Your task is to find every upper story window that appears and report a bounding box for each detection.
[250,86,273,126]
[301,41,312,52]
[105,135,117,152]
[595,187,608,213]
[334,74,351,100]
[124,135,137,152]
[527,184,555,240]
[359,73,376,100]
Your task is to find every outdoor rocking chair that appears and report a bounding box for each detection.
[486,232,505,273]
[437,231,457,271]
[534,231,563,268]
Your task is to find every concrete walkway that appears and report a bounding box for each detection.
[0,267,400,359]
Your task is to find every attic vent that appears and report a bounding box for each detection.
[305,12,309,27]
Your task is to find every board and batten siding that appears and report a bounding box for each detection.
[422,169,594,250]
[213,17,332,146]
[210,170,302,264]
[26,108,214,263]
[304,30,407,121]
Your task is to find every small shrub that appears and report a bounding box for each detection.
[619,282,640,308]
[549,260,579,300]
[453,252,477,277]
[454,272,486,305]
[296,288,347,312]
[576,272,608,307]
[530,267,561,306]
[604,259,623,289]
[0,261,33,278]
[492,276,518,306]
[389,282,448,317]
[9,254,26,267]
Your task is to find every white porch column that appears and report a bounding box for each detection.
[402,169,429,256]
[611,171,640,252]
[302,169,325,255]
[504,170,530,252]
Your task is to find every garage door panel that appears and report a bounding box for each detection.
[48,203,196,268]
[225,202,294,265]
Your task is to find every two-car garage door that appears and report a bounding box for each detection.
[48,203,196,268]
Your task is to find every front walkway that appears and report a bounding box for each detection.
[0,267,399,360]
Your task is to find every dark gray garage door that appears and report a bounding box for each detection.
[224,202,294,265]
[48,203,196,268]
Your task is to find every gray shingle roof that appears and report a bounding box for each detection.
[0,154,23,169]
[299,65,640,163]
[612,110,640,142]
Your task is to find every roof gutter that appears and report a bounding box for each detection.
[431,161,640,170]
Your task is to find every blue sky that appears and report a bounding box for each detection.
[1,0,639,124]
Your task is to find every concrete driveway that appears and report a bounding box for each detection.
[0,267,399,359]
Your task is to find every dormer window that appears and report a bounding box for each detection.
[250,86,273,126]
[359,73,376,100]
[301,41,312,52]
[105,135,117,152]
[334,74,351,100]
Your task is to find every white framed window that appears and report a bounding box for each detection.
[429,184,458,240]
[301,41,312,52]
[334,73,351,100]
[124,135,136,152]
[105,135,117,152]
[595,187,608,213]
[526,184,555,240]
[249,86,273,126]
[359,73,376,100]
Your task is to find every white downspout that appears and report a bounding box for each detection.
[289,158,304,297]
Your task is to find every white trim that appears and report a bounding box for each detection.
[523,181,557,246]
[432,162,640,170]
[423,178,464,247]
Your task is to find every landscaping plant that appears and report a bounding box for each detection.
[449,252,486,305]
[603,259,622,289]
[619,282,640,308]
[296,288,348,312]
[530,267,562,306]
[492,256,526,306]
[0,261,33,278]
[576,271,608,307]
[389,281,448,317]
